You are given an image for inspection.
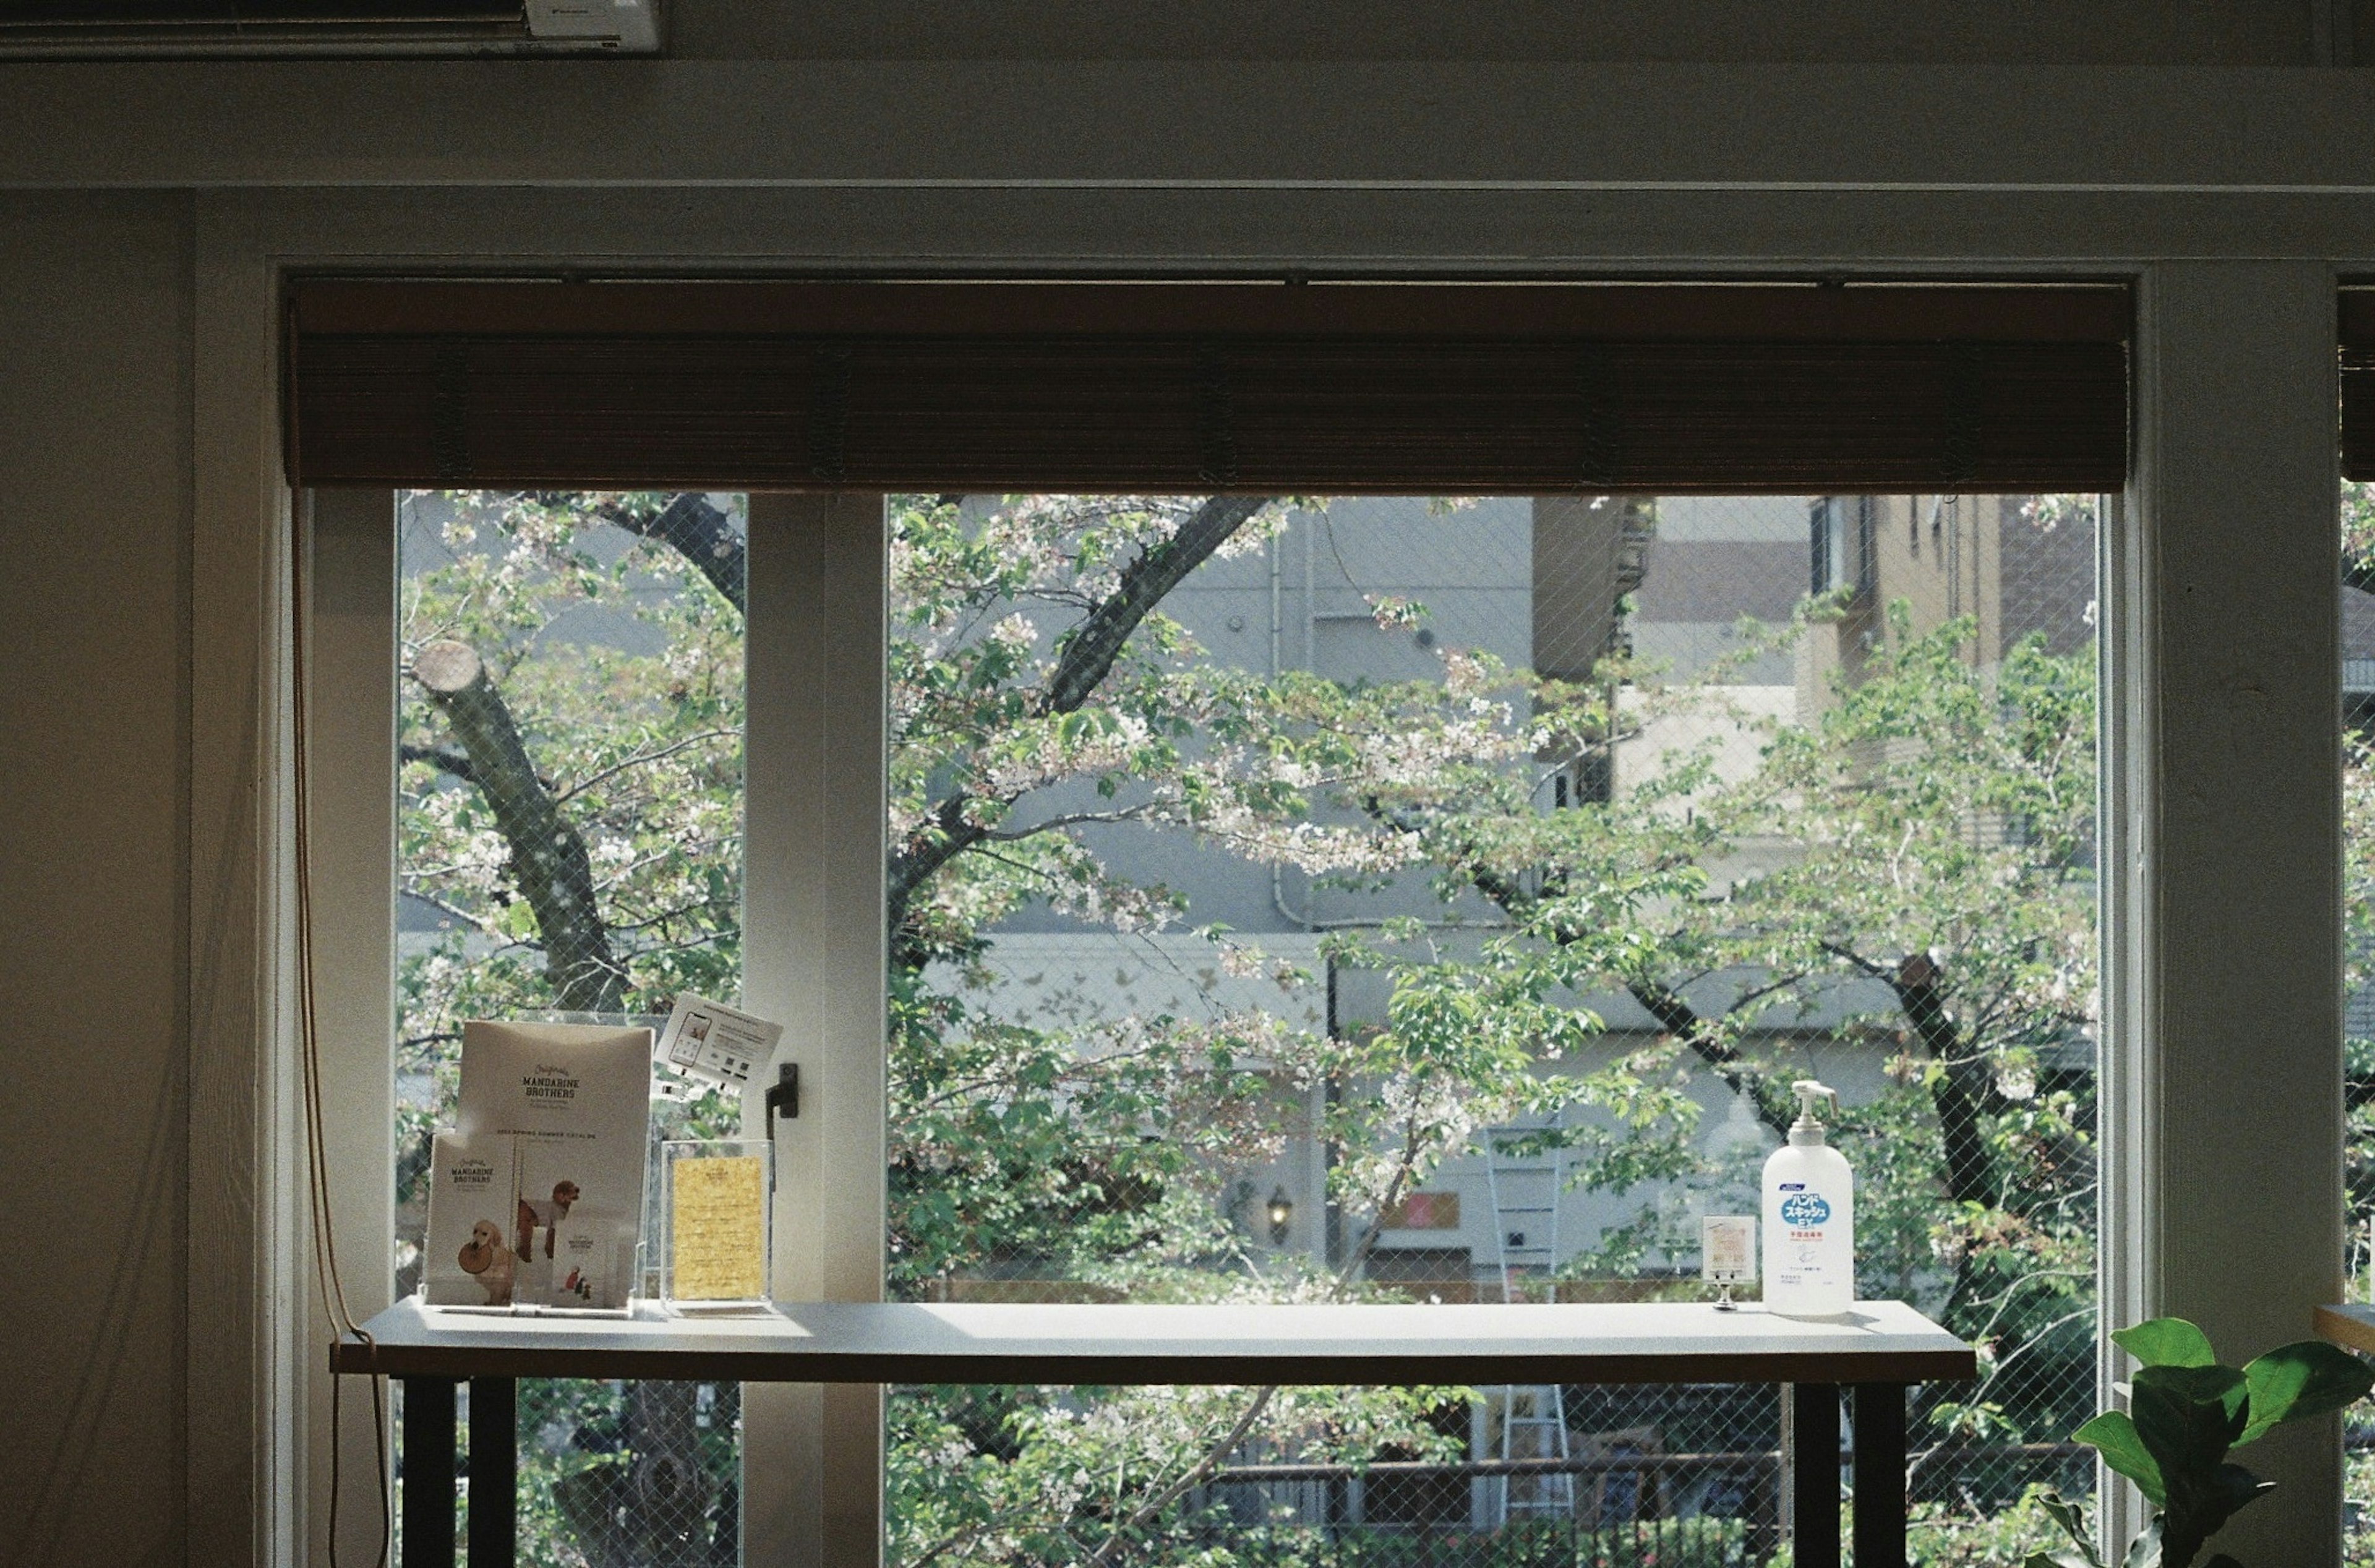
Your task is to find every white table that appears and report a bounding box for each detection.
[335,1296,1974,1568]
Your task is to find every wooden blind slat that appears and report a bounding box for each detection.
[287,283,2131,494]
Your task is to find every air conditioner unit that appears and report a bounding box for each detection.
[0,0,661,58]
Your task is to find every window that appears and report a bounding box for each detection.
[286,278,2132,1567]
[883,490,2102,1564]
[2342,480,2375,1554]
[395,490,751,1565]
[1809,496,1874,601]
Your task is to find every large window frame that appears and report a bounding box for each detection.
[299,489,888,1567]
[197,253,2345,1568]
[2100,266,2345,1554]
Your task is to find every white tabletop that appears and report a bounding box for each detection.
[334,1296,1974,1386]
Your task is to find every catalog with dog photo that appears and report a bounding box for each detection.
[422,1130,520,1306]
[422,1019,654,1311]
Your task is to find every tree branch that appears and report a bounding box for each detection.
[1626,982,1795,1138]
[1880,951,2006,1212]
[1815,940,2014,1340]
[610,490,1272,973]
[396,889,495,936]
[591,492,748,613]
[886,496,1273,961]
[1333,1113,1427,1289]
[982,803,1167,841]
[1078,1385,1280,1568]
[1043,499,1269,715]
[899,1517,997,1568]
[556,727,738,804]
[401,740,477,783]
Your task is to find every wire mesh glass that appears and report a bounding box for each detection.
[394,490,749,1566]
[884,493,2102,1567]
[2341,479,2375,1566]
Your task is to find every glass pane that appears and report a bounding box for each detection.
[395,490,748,1566]
[2344,481,2375,1553]
[885,493,2100,1566]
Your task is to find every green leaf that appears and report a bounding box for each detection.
[2237,1340,2375,1446]
[2159,1463,2270,1568]
[2025,1553,2097,1568]
[2120,1515,2163,1568]
[2115,1319,2218,1369]
[2199,1557,2244,1568]
[2135,1364,2248,1408]
[2037,1489,2094,1551]
[2075,1411,2167,1506]
[2131,1364,2248,1476]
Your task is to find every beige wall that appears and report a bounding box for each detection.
[0,192,192,1568]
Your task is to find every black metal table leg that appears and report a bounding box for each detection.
[400,1377,458,1568]
[1853,1384,1909,1568]
[1791,1382,1842,1568]
[468,1376,517,1568]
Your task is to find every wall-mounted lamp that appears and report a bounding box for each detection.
[1267,1186,1294,1246]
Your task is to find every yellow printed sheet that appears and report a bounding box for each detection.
[670,1155,768,1301]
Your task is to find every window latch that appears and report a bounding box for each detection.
[764,1061,800,1140]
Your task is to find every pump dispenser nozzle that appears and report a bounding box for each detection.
[1788,1080,1838,1144]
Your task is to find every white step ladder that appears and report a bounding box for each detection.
[1481,1123,1574,1527]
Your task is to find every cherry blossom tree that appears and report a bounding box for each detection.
[397,488,2138,1567]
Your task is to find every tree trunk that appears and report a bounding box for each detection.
[413,638,624,1013]
[1890,959,2002,1222]
[550,1382,721,1568]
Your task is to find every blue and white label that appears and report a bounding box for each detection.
[1778,1192,1832,1227]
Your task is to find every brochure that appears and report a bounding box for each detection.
[448,1018,655,1311]
[422,1130,521,1306]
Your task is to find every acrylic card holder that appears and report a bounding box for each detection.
[1700,1214,1757,1311]
[662,1139,773,1313]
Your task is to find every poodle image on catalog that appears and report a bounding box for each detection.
[457,1219,516,1305]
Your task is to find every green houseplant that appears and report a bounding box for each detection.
[2026,1317,2373,1568]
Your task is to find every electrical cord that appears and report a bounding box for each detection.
[291,499,393,1568]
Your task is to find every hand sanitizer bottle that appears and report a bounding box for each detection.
[1761,1081,1854,1318]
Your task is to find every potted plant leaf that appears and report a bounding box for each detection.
[2025,1317,2373,1568]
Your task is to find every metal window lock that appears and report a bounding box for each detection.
[764,1062,800,1139]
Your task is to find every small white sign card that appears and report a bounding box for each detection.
[1701,1215,1757,1309]
[654,994,784,1093]
[445,1018,655,1311]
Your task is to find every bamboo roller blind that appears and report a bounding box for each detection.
[287,281,2131,494]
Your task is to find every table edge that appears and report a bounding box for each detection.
[2318,1303,2375,1356]
[333,1340,1976,1384]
